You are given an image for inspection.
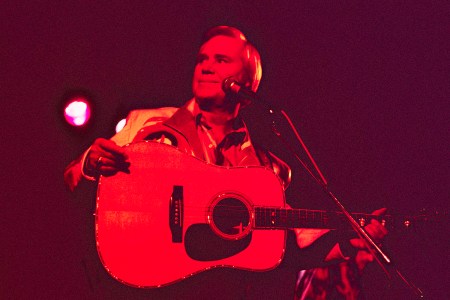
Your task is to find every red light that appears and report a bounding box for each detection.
[64,97,91,127]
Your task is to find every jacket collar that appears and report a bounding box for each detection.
[163,99,205,158]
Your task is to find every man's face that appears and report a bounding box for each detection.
[192,35,247,108]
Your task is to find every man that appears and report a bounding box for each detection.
[65,26,387,299]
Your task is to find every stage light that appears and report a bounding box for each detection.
[63,96,92,127]
[115,118,126,133]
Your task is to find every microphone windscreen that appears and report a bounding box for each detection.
[222,77,239,94]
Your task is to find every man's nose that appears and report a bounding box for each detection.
[201,61,215,74]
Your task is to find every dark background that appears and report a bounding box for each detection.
[1,1,448,299]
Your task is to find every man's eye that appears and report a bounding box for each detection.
[196,56,207,64]
[217,58,228,63]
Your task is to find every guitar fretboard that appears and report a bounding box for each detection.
[254,207,396,229]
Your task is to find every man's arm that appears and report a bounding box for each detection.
[63,138,129,191]
[294,208,388,264]
[63,107,179,191]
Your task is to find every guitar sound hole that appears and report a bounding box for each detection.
[212,198,250,238]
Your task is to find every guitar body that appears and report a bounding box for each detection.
[96,141,287,288]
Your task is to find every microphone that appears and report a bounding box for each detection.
[222,78,258,102]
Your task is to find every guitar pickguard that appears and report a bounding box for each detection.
[185,224,252,261]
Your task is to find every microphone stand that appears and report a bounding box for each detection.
[257,98,424,298]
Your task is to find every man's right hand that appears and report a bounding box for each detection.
[84,138,130,177]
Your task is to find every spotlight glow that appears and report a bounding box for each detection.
[64,98,91,127]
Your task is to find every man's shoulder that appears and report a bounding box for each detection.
[126,107,179,126]
[128,107,179,119]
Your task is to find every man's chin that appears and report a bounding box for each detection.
[195,92,220,103]
[195,95,228,110]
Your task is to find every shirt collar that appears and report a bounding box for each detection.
[187,98,245,130]
[187,98,250,148]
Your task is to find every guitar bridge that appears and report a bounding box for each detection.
[169,185,183,243]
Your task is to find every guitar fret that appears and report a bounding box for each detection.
[255,207,263,227]
[279,209,286,227]
[299,210,306,226]
[287,209,293,228]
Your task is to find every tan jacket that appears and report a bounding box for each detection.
[64,103,291,191]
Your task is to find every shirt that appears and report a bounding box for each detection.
[188,100,261,167]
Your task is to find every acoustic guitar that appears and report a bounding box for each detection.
[95,141,432,288]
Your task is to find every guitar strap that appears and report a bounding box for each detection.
[253,146,292,190]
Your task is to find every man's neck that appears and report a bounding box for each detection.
[196,98,240,126]
[195,98,241,142]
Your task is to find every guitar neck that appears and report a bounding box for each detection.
[254,207,399,230]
